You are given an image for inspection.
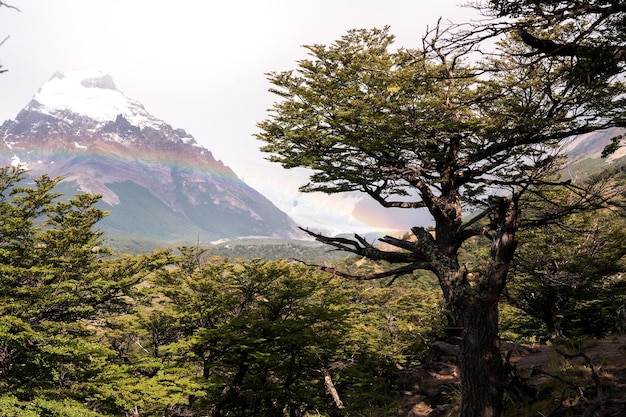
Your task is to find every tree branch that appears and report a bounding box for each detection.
[458,202,498,232]
[555,349,603,400]
[0,1,19,11]
[295,259,432,281]
[517,28,626,62]
[299,227,425,264]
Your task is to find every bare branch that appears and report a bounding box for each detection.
[555,349,603,400]
[530,366,581,392]
[377,235,419,253]
[0,1,20,12]
[459,202,498,232]
[365,194,427,209]
[298,227,425,264]
[521,171,626,228]
[295,259,432,281]
[0,2,19,75]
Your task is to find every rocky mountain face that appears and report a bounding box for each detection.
[562,127,626,180]
[0,70,301,247]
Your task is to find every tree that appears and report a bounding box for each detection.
[0,1,19,75]
[506,167,626,339]
[0,166,164,416]
[156,255,352,416]
[256,27,625,417]
[485,0,626,67]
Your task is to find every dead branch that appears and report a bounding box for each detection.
[0,1,19,11]
[554,349,603,400]
[294,259,431,281]
[530,366,582,394]
[298,227,427,265]
[322,368,344,410]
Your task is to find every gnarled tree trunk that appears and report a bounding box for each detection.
[443,196,519,417]
[454,299,505,417]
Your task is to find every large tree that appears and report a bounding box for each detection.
[256,27,625,417]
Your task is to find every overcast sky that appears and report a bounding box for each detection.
[0,1,478,233]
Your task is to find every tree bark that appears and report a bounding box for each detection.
[446,197,518,417]
[322,368,345,412]
[455,300,505,417]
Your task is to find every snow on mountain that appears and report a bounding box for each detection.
[1,69,426,240]
[30,69,164,130]
[0,70,302,245]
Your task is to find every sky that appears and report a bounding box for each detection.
[0,1,478,234]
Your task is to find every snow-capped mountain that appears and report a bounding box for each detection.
[0,70,302,247]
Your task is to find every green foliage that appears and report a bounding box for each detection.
[508,196,626,338]
[154,256,351,415]
[257,26,623,212]
[255,25,626,417]
[498,303,545,344]
[3,163,625,416]
[0,394,41,417]
[490,164,626,341]
[334,256,444,365]
[0,167,168,416]
[486,0,626,90]
[133,252,446,416]
[339,277,445,412]
[258,27,491,202]
[0,394,106,417]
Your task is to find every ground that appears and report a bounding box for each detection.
[397,335,626,417]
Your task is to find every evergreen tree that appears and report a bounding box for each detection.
[0,167,162,416]
[155,255,351,416]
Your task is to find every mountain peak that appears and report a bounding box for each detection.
[29,69,160,128]
[1,70,302,244]
[50,69,118,91]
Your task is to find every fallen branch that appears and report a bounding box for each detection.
[530,366,583,396]
[554,349,603,399]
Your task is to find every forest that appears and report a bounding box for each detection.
[2,1,626,416]
[0,165,624,417]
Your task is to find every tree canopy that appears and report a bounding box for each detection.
[257,26,623,275]
[256,26,625,417]
[488,0,626,63]
[0,167,166,416]
[462,1,626,100]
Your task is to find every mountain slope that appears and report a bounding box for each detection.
[0,70,301,246]
[562,127,626,180]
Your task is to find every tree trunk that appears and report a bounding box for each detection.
[434,197,518,417]
[323,369,344,409]
[456,300,505,417]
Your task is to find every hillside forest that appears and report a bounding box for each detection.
[1,162,625,417]
[2,1,626,416]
